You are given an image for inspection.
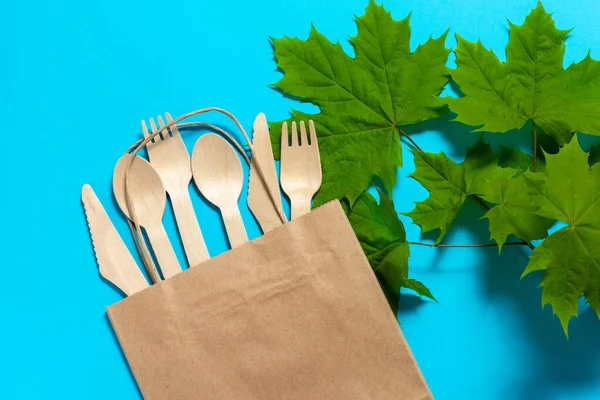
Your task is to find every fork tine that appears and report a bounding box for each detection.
[309,120,317,146]
[165,112,181,137]
[149,118,161,141]
[141,120,153,144]
[157,115,170,139]
[291,121,298,147]
[299,121,308,146]
[281,121,289,149]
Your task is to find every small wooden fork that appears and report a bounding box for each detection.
[143,113,210,267]
[280,120,322,219]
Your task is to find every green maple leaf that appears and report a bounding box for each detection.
[405,140,497,242]
[480,168,550,251]
[523,136,600,335]
[407,141,549,248]
[498,146,546,172]
[445,1,600,144]
[345,190,435,314]
[590,144,600,166]
[269,0,450,206]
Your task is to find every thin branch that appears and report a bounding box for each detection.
[521,240,535,250]
[472,194,491,211]
[398,127,423,152]
[533,121,538,172]
[409,241,528,248]
[403,195,537,250]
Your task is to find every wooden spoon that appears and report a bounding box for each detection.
[191,134,248,248]
[112,154,182,279]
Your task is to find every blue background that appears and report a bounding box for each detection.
[2,0,600,398]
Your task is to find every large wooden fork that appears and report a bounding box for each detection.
[142,113,210,267]
[280,120,322,219]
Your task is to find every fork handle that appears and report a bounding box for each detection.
[171,191,210,267]
[290,195,312,220]
[146,222,182,279]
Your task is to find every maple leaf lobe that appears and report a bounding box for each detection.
[445,1,600,144]
[523,137,600,335]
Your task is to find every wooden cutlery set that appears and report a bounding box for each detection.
[83,111,322,295]
[90,108,432,400]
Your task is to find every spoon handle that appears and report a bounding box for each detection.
[221,206,249,248]
[146,223,182,279]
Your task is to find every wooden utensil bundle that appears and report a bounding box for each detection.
[83,109,322,296]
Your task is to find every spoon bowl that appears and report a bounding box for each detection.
[191,134,244,209]
[112,154,166,226]
[191,134,248,248]
[112,154,182,278]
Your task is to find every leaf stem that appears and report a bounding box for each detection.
[472,194,491,211]
[533,121,538,172]
[398,127,423,152]
[409,241,528,248]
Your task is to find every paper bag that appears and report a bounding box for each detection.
[108,201,433,399]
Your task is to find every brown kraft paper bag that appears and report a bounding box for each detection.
[107,201,433,399]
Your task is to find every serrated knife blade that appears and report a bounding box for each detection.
[82,184,149,296]
[247,113,286,232]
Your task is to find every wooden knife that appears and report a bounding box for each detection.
[247,113,286,232]
[82,184,149,296]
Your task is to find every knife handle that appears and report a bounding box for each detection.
[99,264,149,297]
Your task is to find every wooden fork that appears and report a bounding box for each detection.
[143,113,210,267]
[280,120,322,219]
